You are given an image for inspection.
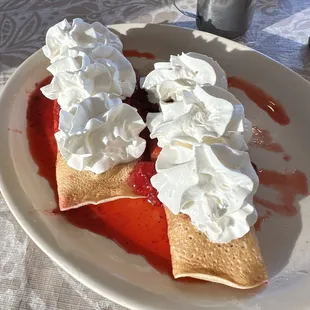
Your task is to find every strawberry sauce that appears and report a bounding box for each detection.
[250,126,284,153]
[228,76,290,126]
[123,50,156,60]
[60,199,171,274]
[249,126,291,162]
[27,76,59,197]
[254,169,308,216]
[229,77,308,231]
[27,76,171,275]
[128,162,162,206]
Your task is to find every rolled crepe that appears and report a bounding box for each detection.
[165,208,268,289]
[56,154,141,211]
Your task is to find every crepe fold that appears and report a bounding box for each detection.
[165,208,268,289]
[56,154,141,211]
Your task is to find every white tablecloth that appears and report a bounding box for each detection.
[1,0,310,309]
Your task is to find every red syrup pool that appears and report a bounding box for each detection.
[27,76,172,276]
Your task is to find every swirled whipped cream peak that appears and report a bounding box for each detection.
[151,143,258,243]
[42,58,135,111]
[55,93,146,174]
[147,82,251,151]
[43,18,123,62]
[45,46,136,96]
[141,52,227,103]
[41,19,136,111]
[46,49,92,75]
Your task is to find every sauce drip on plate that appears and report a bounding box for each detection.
[250,126,284,153]
[250,126,291,162]
[228,76,290,126]
[255,169,308,216]
[123,50,156,59]
[229,77,308,230]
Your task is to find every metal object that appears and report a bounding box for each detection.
[173,0,256,39]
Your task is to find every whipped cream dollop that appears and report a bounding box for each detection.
[142,55,258,243]
[41,58,135,111]
[151,143,258,243]
[147,82,251,151]
[55,93,146,174]
[41,19,136,111]
[141,52,227,103]
[43,18,122,62]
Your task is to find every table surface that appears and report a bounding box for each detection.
[1,0,310,309]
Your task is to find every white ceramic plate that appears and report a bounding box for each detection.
[1,23,310,310]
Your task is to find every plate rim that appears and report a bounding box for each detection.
[1,23,310,310]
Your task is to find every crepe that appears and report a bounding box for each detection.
[56,152,267,288]
[56,154,141,211]
[165,208,268,289]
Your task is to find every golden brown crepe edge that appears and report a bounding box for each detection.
[56,154,142,211]
[165,207,268,289]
